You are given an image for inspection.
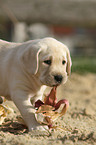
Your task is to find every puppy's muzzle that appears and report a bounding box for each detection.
[54,75,63,84]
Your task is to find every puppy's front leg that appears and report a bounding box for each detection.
[31,85,47,105]
[11,90,48,131]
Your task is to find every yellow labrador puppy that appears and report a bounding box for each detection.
[0,37,72,131]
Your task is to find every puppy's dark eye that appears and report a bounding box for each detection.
[62,60,66,65]
[44,60,51,65]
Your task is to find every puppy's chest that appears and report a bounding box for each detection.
[23,76,41,95]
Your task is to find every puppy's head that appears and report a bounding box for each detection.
[21,38,72,87]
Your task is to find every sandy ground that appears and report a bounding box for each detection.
[0,73,96,145]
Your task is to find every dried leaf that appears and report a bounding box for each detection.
[0,104,13,125]
[35,100,44,108]
[36,105,55,114]
[35,86,69,128]
[35,113,51,125]
[0,96,6,104]
[16,116,26,125]
[44,86,57,107]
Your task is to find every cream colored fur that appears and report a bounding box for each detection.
[0,37,72,131]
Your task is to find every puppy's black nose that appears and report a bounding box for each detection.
[54,75,63,83]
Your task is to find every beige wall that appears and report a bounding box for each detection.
[0,0,96,26]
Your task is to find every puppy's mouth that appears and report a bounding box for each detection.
[41,82,61,87]
[52,83,61,87]
[40,77,64,87]
[52,79,63,87]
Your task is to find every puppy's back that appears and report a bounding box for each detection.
[0,39,21,50]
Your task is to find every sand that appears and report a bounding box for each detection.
[0,73,96,145]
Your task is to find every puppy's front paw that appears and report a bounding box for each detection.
[36,125,48,131]
[28,123,48,132]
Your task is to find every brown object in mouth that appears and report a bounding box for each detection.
[35,86,69,128]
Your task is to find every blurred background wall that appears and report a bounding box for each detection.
[0,0,96,56]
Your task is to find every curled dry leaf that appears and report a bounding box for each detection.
[0,96,6,104]
[16,116,26,125]
[35,86,69,129]
[0,97,14,125]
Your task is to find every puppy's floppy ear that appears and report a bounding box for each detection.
[66,47,72,76]
[21,44,41,75]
